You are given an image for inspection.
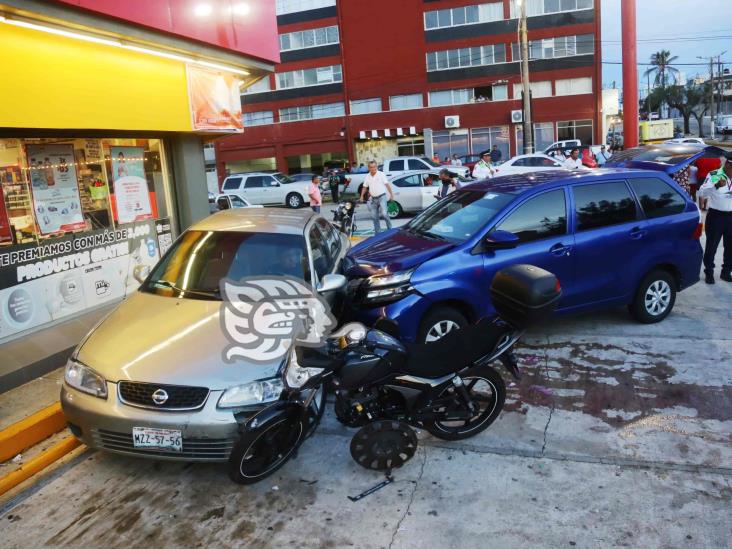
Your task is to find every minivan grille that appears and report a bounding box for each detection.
[92,429,234,461]
[118,382,209,410]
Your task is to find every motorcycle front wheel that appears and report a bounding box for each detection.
[228,415,305,485]
[423,366,506,441]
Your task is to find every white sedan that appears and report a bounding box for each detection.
[493,153,566,176]
[387,170,471,218]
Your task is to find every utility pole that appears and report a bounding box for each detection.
[518,0,533,154]
[698,51,727,139]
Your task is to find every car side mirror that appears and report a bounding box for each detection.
[484,230,520,250]
[316,273,347,293]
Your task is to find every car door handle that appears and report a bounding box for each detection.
[549,243,572,257]
[629,227,647,240]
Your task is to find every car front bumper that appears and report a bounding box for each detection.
[345,292,430,342]
[61,382,249,462]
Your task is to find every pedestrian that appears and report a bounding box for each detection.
[490,145,502,163]
[473,150,495,179]
[451,154,462,167]
[443,156,450,165]
[596,145,611,166]
[432,152,441,164]
[309,174,322,213]
[698,152,732,284]
[436,168,460,198]
[360,161,394,234]
[350,162,359,173]
[328,170,343,203]
[564,148,584,170]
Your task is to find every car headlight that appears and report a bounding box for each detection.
[64,359,107,399]
[364,269,414,303]
[285,347,324,389]
[218,379,283,408]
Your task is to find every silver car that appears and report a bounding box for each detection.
[61,208,349,461]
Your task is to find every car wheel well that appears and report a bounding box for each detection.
[423,300,476,325]
[644,264,681,291]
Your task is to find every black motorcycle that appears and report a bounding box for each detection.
[332,199,357,237]
[227,264,561,483]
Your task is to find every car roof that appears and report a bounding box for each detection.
[189,207,315,235]
[464,168,665,194]
[509,153,557,160]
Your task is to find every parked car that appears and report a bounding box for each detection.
[492,153,565,176]
[544,139,581,153]
[344,169,703,343]
[387,170,472,218]
[61,208,350,462]
[457,154,481,172]
[221,172,310,208]
[544,145,598,168]
[604,144,727,176]
[208,193,260,214]
[382,156,471,179]
[288,172,318,182]
[664,138,706,145]
[715,115,732,136]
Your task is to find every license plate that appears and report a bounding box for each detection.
[132,427,182,452]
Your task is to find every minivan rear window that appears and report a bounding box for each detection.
[573,181,637,231]
[629,177,686,219]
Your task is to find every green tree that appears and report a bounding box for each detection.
[644,50,680,88]
[664,83,708,135]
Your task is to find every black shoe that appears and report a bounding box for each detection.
[705,273,715,284]
[721,272,732,283]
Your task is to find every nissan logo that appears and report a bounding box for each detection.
[151,389,169,405]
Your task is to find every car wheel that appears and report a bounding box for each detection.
[286,193,304,209]
[418,307,468,343]
[387,201,402,219]
[629,270,676,323]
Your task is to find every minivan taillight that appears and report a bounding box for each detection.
[692,222,703,240]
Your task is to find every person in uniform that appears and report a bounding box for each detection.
[472,151,495,180]
[699,151,732,284]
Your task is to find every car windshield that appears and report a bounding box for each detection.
[141,231,308,301]
[230,196,247,207]
[422,157,441,167]
[274,173,295,184]
[405,190,514,243]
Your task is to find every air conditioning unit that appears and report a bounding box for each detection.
[511,110,523,124]
[444,115,460,129]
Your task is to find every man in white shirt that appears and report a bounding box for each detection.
[360,161,395,234]
[698,152,732,283]
[450,154,462,167]
[564,148,585,170]
[596,145,611,166]
[472,151,495,180]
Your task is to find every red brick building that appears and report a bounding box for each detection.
[216,0,602,177]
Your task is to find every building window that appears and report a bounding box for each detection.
[513,80,552,99]
[279,102,345,122]
[276,0,336,15]
[471,127,510,158]
[276,65,342,89]
[428,88,473,107]
[558,119,593,144]
[389,94,424,111]
[433,130,469,161]
[516,122,556,152]
[243,111,275,126]
[512,34,594,61]
[555,77,593,96]
[397,138,425,157]
[509,0,593,18]
[424,2,503,30]
[242,77,271,95]
[427,44,506,72]
[280,25,339,51]
[350,98,382,115]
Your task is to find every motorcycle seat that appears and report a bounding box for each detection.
[400,318,507,379]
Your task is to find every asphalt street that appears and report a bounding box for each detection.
[1,222,731,548]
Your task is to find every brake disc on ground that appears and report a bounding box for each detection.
[349,420,418,471]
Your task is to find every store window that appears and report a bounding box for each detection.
[558,119,593,145]
[470,127,510,159]
[516,122,556,152]
[433,130,469,161]
[397,138,425,157]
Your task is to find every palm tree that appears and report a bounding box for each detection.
[644,50,680,88]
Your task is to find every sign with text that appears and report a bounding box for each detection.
[110,146,153,224]
[187,65,243,133]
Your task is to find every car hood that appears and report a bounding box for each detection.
[76,291,281,389]
[345,228,453,277]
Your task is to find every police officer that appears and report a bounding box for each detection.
[473,150,495,180]
[699,151,732,284]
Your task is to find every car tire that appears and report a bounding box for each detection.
[418,307,468,343]
[387,201,402,219]
[629,269,676,323]
[286,193,304,209]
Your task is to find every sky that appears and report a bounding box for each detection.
[601,0,731,92]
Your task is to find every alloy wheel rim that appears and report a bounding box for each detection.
[644,280,671,315]
[426,319,459,342]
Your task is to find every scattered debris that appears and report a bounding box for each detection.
[12,454,22,463]
[530,385,553,396]
[272,485,279,491]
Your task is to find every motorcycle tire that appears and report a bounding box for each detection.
[350,420,418,471]
[304,384,327,438]
[423,366,506,441]
[228,414,306,485]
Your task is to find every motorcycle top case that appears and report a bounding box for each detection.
[490,264,561,329]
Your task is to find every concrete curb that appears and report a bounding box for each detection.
[0,436,82,496]
[0,403,66,462]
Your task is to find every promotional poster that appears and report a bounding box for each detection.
[187,65,244,132]
[26,144,86,235]
[0,218,166,341]
[110,146,153,224]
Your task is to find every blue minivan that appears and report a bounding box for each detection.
[344,169,703,342]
